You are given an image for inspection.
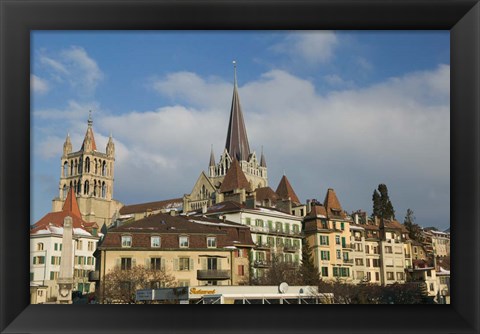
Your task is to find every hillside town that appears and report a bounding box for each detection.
[30,67,450,305]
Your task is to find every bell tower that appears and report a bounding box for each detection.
[52,112,122,228]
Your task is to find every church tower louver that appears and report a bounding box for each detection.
[52,112,123,228]
[208,61,268,190]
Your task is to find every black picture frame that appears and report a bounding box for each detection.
[1,0,479,333]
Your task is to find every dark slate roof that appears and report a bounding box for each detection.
[209,146,216,167]
[205,201,246,214]
[119,198,183,215]
[260,148,267,167]
[275,175,301,204]
[219,159,250,193]
[225,65,251,161]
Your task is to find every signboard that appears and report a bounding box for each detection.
[136,289,154,301]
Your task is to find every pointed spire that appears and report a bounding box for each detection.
[63,133,72,156]
[62,186,81,218]
[106,132,115,157]
[275,175,300,204]
[324,188,346,218]
[260,146,267,167]
[225,61,251,162]
[81,111,97,152]
[209,145,216,167]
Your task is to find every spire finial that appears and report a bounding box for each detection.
[88,110,93,127]
[233,60,237,87]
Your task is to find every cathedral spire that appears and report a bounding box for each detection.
[63,133,72,156]
[225,61,251,162]
[81,111,97,152]
[260,145,267,168]
[209,145,216,167]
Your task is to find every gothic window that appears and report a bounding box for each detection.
[84,180,89,195]
[85,157,90,173]
[73,180,77,194]
[63,161,68,177]
[101,182,106,198]
[62,184,67,199]
[77,180,82,194]
[102,161,106,176]
[74,160,78,175]
[78,158,82,174]
[93,180,97,196]
[94,159,98,174]
[70,160,74,176]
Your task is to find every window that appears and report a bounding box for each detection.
[276,237,283,247]
[396,272,404,280]
[121,235,132,248]
[343,253,349,261]
[355,258,364,266]
[336,250,341,259]
[151,236,161,248]
[50,271,59,280]
[207,236,217,248]
[386,272,394,280]
[275,222,283,232]
[178,280,190,287]
[335,235,340,245]
[245,218,251,225]
[179,236,189,248]
[365,245,370,254]
[427,270,432,277]
[340,222,345,230]
[366,258,371,267]
[293,225,300,234]
[320,235,329,245]
[267,237,274,246]
[320,251,330,261]
[37,243,44,251]
[178,257,191,271]
[76,240,83,250]
[255,219,264,227]
[238,265,245,276]
[121,258,132,270]
[151,258,162,271]
[88,241,95,251]
[375,272,380,281]
[321,267,329,277]
[429,283,434,291]
[372,259,380,267]
[51,256,61,265]
[284,223,290,234]
[33,256,45,265]
[385,246,392,254]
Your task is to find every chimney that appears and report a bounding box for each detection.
[245,193,256,209]
[306,199,312,214]
[170,210,177,216]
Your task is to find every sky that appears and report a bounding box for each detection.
[31,31,450,231]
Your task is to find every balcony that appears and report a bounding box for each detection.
[283,245,299,253]
[250,225,269,233]
[88,270,99,282]
[343,259,354,265]
[342,244,354,250]
[254,260,271,268]
[197,270,230,280]
[255,242,272,250]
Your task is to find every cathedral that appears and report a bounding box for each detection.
[51,113,123,228]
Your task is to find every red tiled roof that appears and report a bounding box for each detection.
[119,198,183,215]
[324,188,346,219]
[62,187,81,217]
[81,125,97,151]
[275,175,300,204]
[255,187,279,203]
[305,204,327,219]
[219,159,250,193]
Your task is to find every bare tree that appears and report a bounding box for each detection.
[100,265,177,304]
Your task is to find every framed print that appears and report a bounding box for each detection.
[1,0,479,333]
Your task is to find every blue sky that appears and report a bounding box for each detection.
[31,30,450,230]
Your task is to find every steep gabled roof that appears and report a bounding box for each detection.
[62,187,81,217]
[324,188,346,219]
[81,114,97,151]
[225,63,251,161]
[275,175,300,205]
[219,159,250,193]
[305,204,327,220]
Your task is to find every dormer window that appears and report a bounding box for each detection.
[179,236,189,248]
[207,236,217,248]
[121,235,132,248]
[151,236,161,248]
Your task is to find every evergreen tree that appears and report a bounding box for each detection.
[372,184,395,219]
[372,189,381,217]
[299,241,321,285]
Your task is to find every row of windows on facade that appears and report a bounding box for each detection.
[245,218,301,234]
[118,256,237,273]
[121,235,217,248]
[255,235,301,249]
[62,158,111,178]
[30,269,91,282]
[254,251,300,264]
[35,241,95,252]
[32,255,95,266]
[62,180,108,199]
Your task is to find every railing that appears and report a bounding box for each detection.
[342,244,354,249]
[253,260,271,268]
[343,259,354,264]
[88,270,99,282]
[255,242,272,249]
[283,245,299,253]
[250,225,270,233]
[197,270,230,280]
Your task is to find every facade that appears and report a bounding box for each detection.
[52,114,123,228]
[94,212,255,302]
[30,188,100,302]
[203,201,303,281]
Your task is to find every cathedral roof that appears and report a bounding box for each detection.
[225,62,251,162]
[275,175,301,205]
[81,113,97,152]
[219,159,251,193]
[209,146,216,167]
[31,188,97,235]
[260,148,267,168]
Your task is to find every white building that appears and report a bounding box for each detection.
[30,188,100,303]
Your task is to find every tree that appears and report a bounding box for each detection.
[100,265,177,304]
[372,184,395,219]
[254,255,301,286]
[298,242,321,286]
[404,208,422,241]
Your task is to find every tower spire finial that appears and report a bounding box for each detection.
[88,110,93,127]
[233,60,237,87]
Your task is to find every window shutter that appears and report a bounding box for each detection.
[51,257,55,265]
[327,252,330,261]
[189,258,194,271]
[174,259,179,271]
[116,258,121,269]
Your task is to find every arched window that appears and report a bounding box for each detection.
[102,161,107,176]
[94,159,98,174]
[78,158,83,174]
[101,182,106,198]
[93,180,97,197]
[84,180,89,195]
[63,161,68,177]
[73,180,77,194]
[37,243,44,251]
[77,180,81,194]
[85,157,90,173]
[74,160,77,175]
[62,184,67,199]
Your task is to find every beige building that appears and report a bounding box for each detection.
[52,114,123,228]
[94,212,255,302]
[304,189,353,282]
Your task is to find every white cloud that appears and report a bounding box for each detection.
[271,31,338,65]
[31,75,49,95]
[38,46,103,96]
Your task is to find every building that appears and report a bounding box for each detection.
[51,113,123,228]
[304,189,353,282]
[93,211,256,302]
[202,200,303,281]
[30,188,100,302]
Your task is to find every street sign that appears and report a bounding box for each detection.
[136,289,154,301]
